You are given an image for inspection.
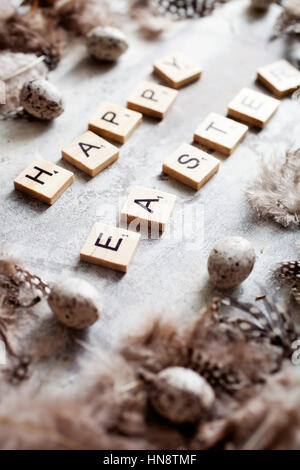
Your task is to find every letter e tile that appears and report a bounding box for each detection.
[227,87,279,128]
[80,222,141,273]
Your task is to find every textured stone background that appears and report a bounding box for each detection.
[1,1,299,356]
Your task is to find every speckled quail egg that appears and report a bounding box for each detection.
[87,26,129,61]
[20,79,64,120]
[251,0,274,10]
[150,366,215,424]
[48,277,101,329]
[208,236,256,289]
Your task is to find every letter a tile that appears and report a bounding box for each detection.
[194,113,248,155]
[153,51,202,89]
[127,81,178,119]
[62,131,119,177]
[88,102,142,144]
[257,59,300,98]
[80,222,141,273]
[163,143,220,190]
[227,87,279,128]
[121,185,176,232]
[14,158,74,205]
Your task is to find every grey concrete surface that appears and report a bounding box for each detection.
[1,1,299,355]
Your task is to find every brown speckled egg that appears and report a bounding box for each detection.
[48,277,101,329]
[87,26,129,61]
[150,366,215,424]
[20,79,64,120]
[208,237,256,289]
[251,0,274,10]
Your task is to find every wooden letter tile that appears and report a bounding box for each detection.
[257,59,300,98]
[14,158,74,205]
[127,81,178,119]
[88,102,142,144]
[62,130,119,177]
[121,185,176,232]
[194,112,248,155]
[80,222,141,273]
[153,51,202,89]
[227,87,280,128]
[162,143,220,190]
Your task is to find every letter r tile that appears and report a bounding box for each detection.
[121,185,176,232]
[257,59,300,98]
[127,81,178,119]
[14,158,74,205]
[88,102,142,144]
[227,87,279,128]
[194,113,248,155]
[80,222,141,272]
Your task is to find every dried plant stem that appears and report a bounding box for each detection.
[2,55,46,82]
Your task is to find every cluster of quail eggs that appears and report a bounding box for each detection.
[20,26,129,121]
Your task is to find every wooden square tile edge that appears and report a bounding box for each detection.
[62,149,119,177]
[162,161,220,191]
[227,108,261,128]
[126,101,163,119]
[88,114,142,144]
[256,72,300,98]
[193,128,248,156]
[14,173,74,206]
[153,65,201,89]
[80,253,127,273]
[121,213,166,232]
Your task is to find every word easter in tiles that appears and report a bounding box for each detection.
[257,59,300,98]
[80,222,141,273]
[62,130,119,177]
[227,87,280,128]
[153,51,202,89]
[127,81,178,119]
[121,186,176,232]
[89,102,142,143]
[194,113,248,156]
[14,159,74,205]
[163,143,220,190]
